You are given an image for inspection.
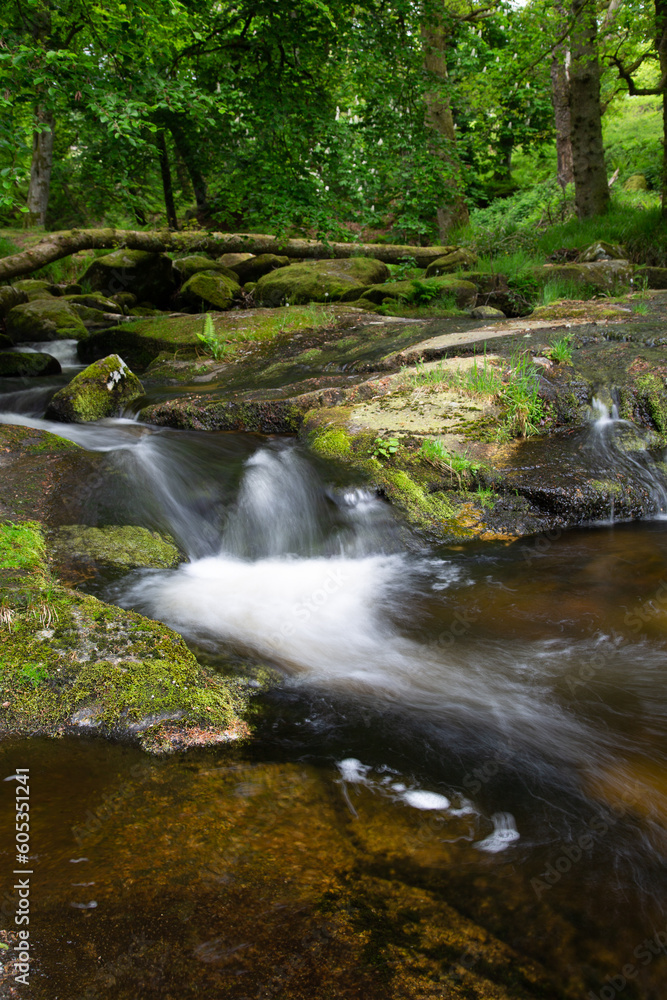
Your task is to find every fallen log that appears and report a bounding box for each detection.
[0,229,459,282]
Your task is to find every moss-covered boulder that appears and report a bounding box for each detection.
[231,253,290,284]
[63,292,124,314]
[577,241,626,263]
[51,524,181,576]
[424,248,478,277]
[12,278,61,300]
[360,276,477,308]
[0,350,62,377]
[0,520,248,747]
[255,257,390,306]
[5,298,88,343]
[218,251,255,269]
[45,354,144,423]
[534,261,634,294]
[624,173,648,191]
[470,305,506,318]
[0,286,28,317]
[180,269,241,311]
[79,249,176,307]
[173,255,239,284]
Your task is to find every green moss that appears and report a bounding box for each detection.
[635,371,667,433]
[0,351,61,378]
[5,298,88,343]
[181,270,241,310]
[0,521,45,571]
[46,354,144,423]
[51,525,181,571]
[589,479,624,496]
[255,258,389,307]
[308,426,352,459]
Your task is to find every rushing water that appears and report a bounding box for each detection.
[1,378,667,998]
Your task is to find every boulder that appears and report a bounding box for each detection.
[63,292,124,314]
[180,270,241,311]
[0,286,28,318]
[12,279,61,300]
[231,254,290,284]
[424,249,478,277]
[51,524,181,572]
[255,257,390,306]
[173,255,239,284]
[0,351,62,377]
[6,298,88,343]
[534,261,634,293]
[470,305,506,319]
[218,252,255,269]
[577,241,626,263]
[79,249,176,307]
[624,174,648,191]
[359,276,477,309]
[45,354,144,423]
[111,292,137,310]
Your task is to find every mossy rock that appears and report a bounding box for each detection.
[51,524,181,572]
[12,278,61,300]
[5,298,88,343]
[470,305,506,319]
[217,251,255,269]
[45,354,144,423]
[624,173,648,191]
[180,269,241,311]
[63,292,124,314]
[533,261,634,293]
[79,249,176,308]
[424,248,478,277]
[79,314,206,369]
[231,253,290,284]
[0,286,28,318]
[576,241,626,263]
[68,303,107,324]
[0,350,62,378]
[173,255,239,284]
[255,257,390,306]
[0,521,247,745]
[360,276,477,308]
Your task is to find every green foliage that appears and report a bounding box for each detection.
[369,436,399,460]
[540,277,596,305]
[20,661,48,687]
[548,334,573,364]
[498,353,544,437]
[197,313,227,360]
[419,438,481,485]
[387,257,420,280]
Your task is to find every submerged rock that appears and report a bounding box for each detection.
[46,354,144,423]
[51,524,182,573]
[5,298,88,343]
[0,350,62,377]
[79,249,176,307]
[255,257,390,306]
[180,269,241,310]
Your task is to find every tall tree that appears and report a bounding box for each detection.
[568,0,610,217]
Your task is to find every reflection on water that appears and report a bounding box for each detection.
[0,400,667,996]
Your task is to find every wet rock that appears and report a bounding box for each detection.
[231,253,290,284]
[424,248,478,276]
[79,249,176,307]
[359,276,477,309]
[470,305,506,319]
[0,285,28,317]
[180,269,241,311]
[0,350,62,378]
[45,354,144,423]
[255,257,390,306]
[51,524,181,573]
[173,255,239,284]
[5,298,88,343]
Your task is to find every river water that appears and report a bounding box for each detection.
[1,350,667,998]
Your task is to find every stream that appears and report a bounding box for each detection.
[1,345,667,998]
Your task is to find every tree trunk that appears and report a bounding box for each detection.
[568,0,609,218]
[157,131,179,230]
[168,116,209,218]
[657,0,667,218]
[550,3,574,191]
[0,229,462,281]
[422,23,469,239]
[26,108,55,227]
